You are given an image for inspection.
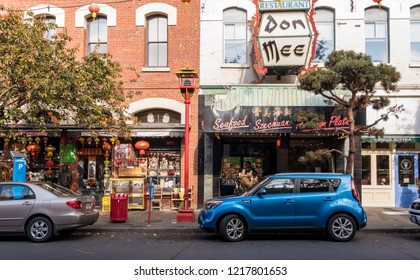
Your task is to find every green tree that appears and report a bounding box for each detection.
[0,10,133,137]
[298,50,403,174]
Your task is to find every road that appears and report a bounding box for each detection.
[0,230,420,260]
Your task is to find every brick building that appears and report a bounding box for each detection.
[1,0,200,210]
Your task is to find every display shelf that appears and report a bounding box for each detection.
[110,178,145,210]
[170,190,192,210]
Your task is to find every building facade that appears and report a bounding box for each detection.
[0,0,200,210]
[198,0,420,208]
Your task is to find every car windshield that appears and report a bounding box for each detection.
[34,182,78,197]
[238,176,270,196]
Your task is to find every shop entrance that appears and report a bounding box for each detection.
[394,153,418,207]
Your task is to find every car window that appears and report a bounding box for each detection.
[35,182,78,197]
[0,185,35,200]
[242,177,270,196]
[300,178,336,193]
[264,178,295,194]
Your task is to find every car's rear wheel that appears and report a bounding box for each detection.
[220,214,246,242]
[26,216,53,242]
[327,214,356,242]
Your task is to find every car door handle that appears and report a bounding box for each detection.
[22,202,32,206]
[324,197,334,201]
[283,199,294,204]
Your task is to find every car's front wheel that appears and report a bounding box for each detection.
[327,214,356,242]
[219,214,246,242]
[26,216,54,242]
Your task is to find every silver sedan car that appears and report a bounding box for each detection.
[409,198,420,226]
[0,181,99,242]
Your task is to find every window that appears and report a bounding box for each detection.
[264,178,294,194]
[377,155,390,185]
[87,16,107,54]
[223,8,247,64]
[147,15,168,67]
[135,109,180,124]
[0,185,35,200]
[313,8,335,63]
[411,6,420,62]
[365,7,389,63]
[300,178,332,193]
[362,155,371,185]
[38,15,56,40]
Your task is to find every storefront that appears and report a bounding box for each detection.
[198,84,363,201]
[361,136,420,207]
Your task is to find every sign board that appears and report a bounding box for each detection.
[259,0,311,11]
[257,11,313,68]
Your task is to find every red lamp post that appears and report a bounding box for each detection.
[176,67,198,222]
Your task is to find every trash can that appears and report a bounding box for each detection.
[110,193,128,222]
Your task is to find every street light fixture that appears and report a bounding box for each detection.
[176,66,198,223]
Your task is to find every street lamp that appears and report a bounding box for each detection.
[176,66,198,223]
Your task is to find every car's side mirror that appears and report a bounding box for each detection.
[257,188,266,197]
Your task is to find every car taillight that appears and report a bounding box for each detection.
[351,179,360,202]
[66,201,84,209]
[92,197,96,208]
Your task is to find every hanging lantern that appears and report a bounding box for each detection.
[373,0,382,9]
[0,8,9,20]
[110,137,116,145]
[134,140,150,156]
[181,0,191,7]
[102,142,112,151]
[28,137,33,144]
[88,3,100,20]
[46,169,54,177]
[104,159,110,166]
[79,137,85,146]
[27,143,41,157]
[43,137,49,146]
[102,137,108,144]
[87,137,93,146]
[45,159,55,169]
[35,137,41,144]
[45,145,56,158]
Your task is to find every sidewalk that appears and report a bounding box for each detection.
[81,207,420,233]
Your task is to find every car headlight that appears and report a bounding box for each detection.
[205,200,223,210]
[411,202,420,210]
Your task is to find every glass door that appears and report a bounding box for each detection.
[394,153,418,207]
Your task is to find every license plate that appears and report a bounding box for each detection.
[85,202,92,209]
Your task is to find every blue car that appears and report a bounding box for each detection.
[198,173,367,242]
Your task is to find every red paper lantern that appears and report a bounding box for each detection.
[88,3,100,20]
[46,169,54,177]
[102,142,112,151]
[134,140,150,151]
[276,139,281,148]
[27,143,41,154]
[45,160,55,168]
[181,0,191,7]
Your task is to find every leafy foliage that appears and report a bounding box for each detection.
[298,50,402,174]
[0,10,133,137]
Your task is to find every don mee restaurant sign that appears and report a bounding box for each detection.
[202,105,355,134]
[256,0,315,68]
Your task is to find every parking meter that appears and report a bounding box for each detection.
[149,184,154,200]
[10,151,27,182]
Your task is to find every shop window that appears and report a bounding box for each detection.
[313,8,335,63]
[362,155,371,185]
[411,6,420,62]
[223,8,247,64]
[135,109,180,124]
[87,15,107,54]
[396,142,415,150]
[365,7,389,63]
[376,155,390,185]
[362,142,371,149]
[147,15,168,67]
